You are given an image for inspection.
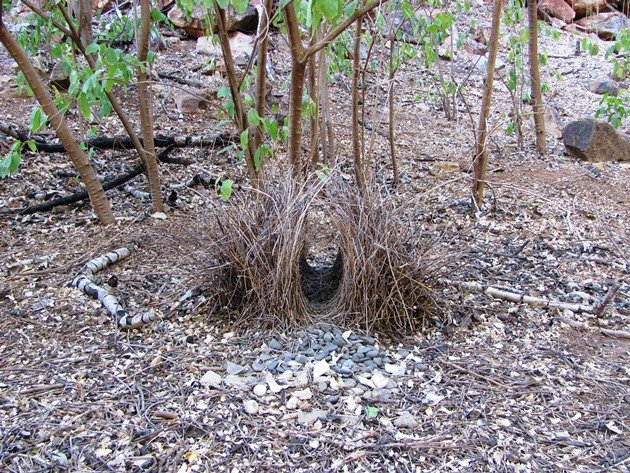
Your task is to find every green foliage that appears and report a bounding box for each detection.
[595,30,629,128]
[219,178,234,201]
[595,92,629,129]
[0,141,23,178]
[581,38,600,56]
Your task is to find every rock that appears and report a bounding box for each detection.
[224,374,252,389]
[268,338,283,351]
[243,399,259,415]
[265,373,287,393]
[253,384,267,397]
[200,370,222,389]
[384,362,407,376]
[371,371,390,389]
[538,0,575,23]
[430,162,461,175]
[196,32,255,66]
[252,362,266,372]
[313,359,331,380]
[394,411,418,429]
[575,12,628,40]
[589,78,620,96]
[226,361,248,375]
[293,388,313,400]
[50,61,69,90]
[174,89,209,115]
[294,370,309,387]
[567,0,608,17]
[226,5,259,34]
[286,396,298,409]
[297,409,327,426]
[563,119,630,162]
[544,105,564,139]
[168,6,209,38]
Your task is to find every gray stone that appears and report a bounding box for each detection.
[398,350,411,359]
[563,118,630,162]
[323,332,334,343]
[575,12,628,41]
[269,338,283,351]
[361,336,376,344]
[365,349,379,359]
[295,354,309,364]
[326,395,340,404]
[589,78,620,97]
[226,362,248,375]
[332,366,352,376]
[252,362,266,372]
[298,409,327,426]
[362,360,378,370]
[394,411,418,429]
[266,359,279,371]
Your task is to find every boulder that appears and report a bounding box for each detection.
[174,89,210,114]
[567,0,608,17]
[563,119,630,162]
[197,32,255,66]
[539,0,576,23]
[575,12,628,40]
[167,4,258,38]
[589,77,620,96]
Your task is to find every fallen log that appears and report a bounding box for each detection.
[12,147,186,215]
[0,121,235,152]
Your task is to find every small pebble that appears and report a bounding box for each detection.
[253,384,267,396]
[269,338,283,351]
[243,400,259,415]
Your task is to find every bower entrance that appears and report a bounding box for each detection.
[300,246,343,305]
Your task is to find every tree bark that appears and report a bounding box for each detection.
[254,0,272,156]
[388,37,399,186]
[283,3,307,180]
[352,17,366,192]
[0,15,115,225]
[528,0,546,155]
[472,0,503,208]
[214,3,259,185]
[137,0,164,212]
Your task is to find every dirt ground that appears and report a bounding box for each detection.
[1,3,629,472]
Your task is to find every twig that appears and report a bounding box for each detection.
[441,360,504,387]
[447,279,604,314]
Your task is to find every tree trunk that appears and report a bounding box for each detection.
[472,0,503,208]
[0,16,115,224]
[253,0,272,156]
[528,0,546,155]
[388,37,399,186]
[352,17,366,192]
[78,0,93,48]
[214,4,259,185]
[283,3,307,181]
[308,40,319,168]
[137,0,164,212]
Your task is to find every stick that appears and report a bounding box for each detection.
[72,247,158,329]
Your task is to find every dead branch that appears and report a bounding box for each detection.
[449,279,616,315]
[0,121,235,153]
[72,247,158,329]
[11,147,186,215]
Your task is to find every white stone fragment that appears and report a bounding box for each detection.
[384,362,407,376]
[371,371,390,389]
[200,370,222,389]
[253,384,267,397]
[312,359,330,380]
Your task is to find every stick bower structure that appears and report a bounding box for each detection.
[211,177,444,334]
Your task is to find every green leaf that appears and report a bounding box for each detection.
[217,0,229,9]
[232,0,248,14]
[29,106,47,133]
[86,42,99,55]
[77,93,92,119]
[240,129,249,150]
[314,0,341,22]
[247,108,260,126]
[365,406,379,419]
[220,178,233,201]
[25,139,37,152]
